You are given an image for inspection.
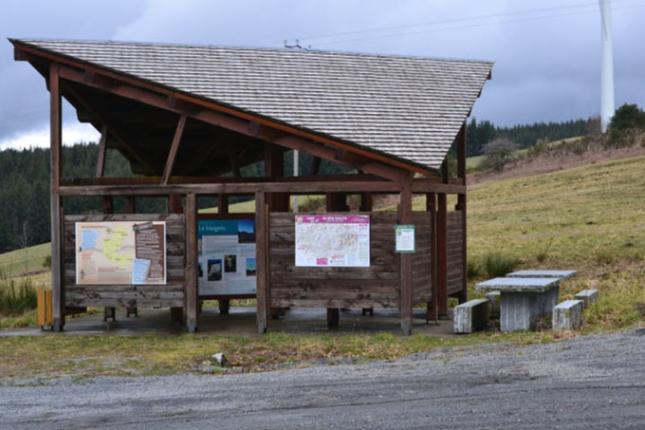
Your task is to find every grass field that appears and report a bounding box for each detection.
[0,243,50,277]
[0,154,643,379]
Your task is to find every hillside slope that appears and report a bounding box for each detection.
[469,154,645,268]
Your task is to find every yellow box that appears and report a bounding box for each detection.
[37,288,52,328]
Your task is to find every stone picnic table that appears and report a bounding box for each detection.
[506,270,576,280]
[476,277,562,332]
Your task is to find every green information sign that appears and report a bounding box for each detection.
[395,224,415,253]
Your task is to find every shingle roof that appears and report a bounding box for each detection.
[14,39,492,170]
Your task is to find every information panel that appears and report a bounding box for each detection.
[75,221,166,285]
[198,219,256,296]
[295,214,370,267]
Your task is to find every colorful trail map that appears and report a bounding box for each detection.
[75,221,166,285]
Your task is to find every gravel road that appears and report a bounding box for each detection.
[1,328,644,429]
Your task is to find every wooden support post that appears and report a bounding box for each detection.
[361,193,374,317]
[255,191,268,334]
[264,144,289,211]
[161,115,187,185]
[95,125,108,177]
[264,145,287,319]
[185,193,198,332]
[218,194,228,215]
[399,185,413,335]
[49,63,64,332]
[456,123,468,304]
[124,196,136,213]
[326,193,349,212]
[427,192,438,322]
[437,193,448,318]
[325,192,348,328]
[169,194,184,322]
[168,194,183,213]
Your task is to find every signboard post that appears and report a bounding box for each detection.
[395,224,416,253]
[295,214,370,267]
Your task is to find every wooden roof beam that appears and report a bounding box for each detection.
[161,114,187,185]
[95,125,108,177]
[60,81,157,175]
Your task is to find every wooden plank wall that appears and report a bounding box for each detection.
[268,212,433,309]
[446,210,465,296]
[63,214,186,308]
[411,212,432,304]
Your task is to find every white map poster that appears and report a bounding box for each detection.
[295,214,370,267]
[75,221,166,285]
[198,219,256,296]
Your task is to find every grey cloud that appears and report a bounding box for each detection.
[1,0,643,147]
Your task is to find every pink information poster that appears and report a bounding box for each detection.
[295,214,370,267]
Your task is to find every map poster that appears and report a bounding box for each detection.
[75,221,166,285]
[198,219,256,296]
[295,214,370,267]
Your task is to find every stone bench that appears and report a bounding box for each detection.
[453,299,490,334]
[574,289,598,308]
[553,299,584,331]
[476,277,561,332]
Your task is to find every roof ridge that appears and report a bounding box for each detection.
[9,37,494,65]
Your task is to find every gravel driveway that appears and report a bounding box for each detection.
[1,328,644,429]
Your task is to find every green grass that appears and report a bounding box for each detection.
[0,330,556,380]
[0,243,50,277]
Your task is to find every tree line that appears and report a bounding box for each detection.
[0,145,136,253]
[466,117,599,156]
[0,143,349,253]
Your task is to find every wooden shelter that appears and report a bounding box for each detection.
[11,39,492,334]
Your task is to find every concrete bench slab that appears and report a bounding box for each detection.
[453,299,490,334]
[506,270,576,280]
[574,289,598,308]
[553,299,584,331]
[476,277,561,332]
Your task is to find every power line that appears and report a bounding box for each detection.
[287,0,641,47]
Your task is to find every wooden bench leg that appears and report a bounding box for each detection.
[126,307,138,318]
[103,307,116,322]
[219,299,230,315]
[327,308,339,329]
[361,308,374,316]
[170,307,183,324]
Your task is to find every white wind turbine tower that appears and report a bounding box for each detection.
[599,0,615,133]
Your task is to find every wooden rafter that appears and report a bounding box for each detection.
[61,82,157,175]
[95,125,108,177]
[161,115,187,185]
[51,63,415,183]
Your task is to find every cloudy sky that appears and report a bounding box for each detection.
[1,0,643,149]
